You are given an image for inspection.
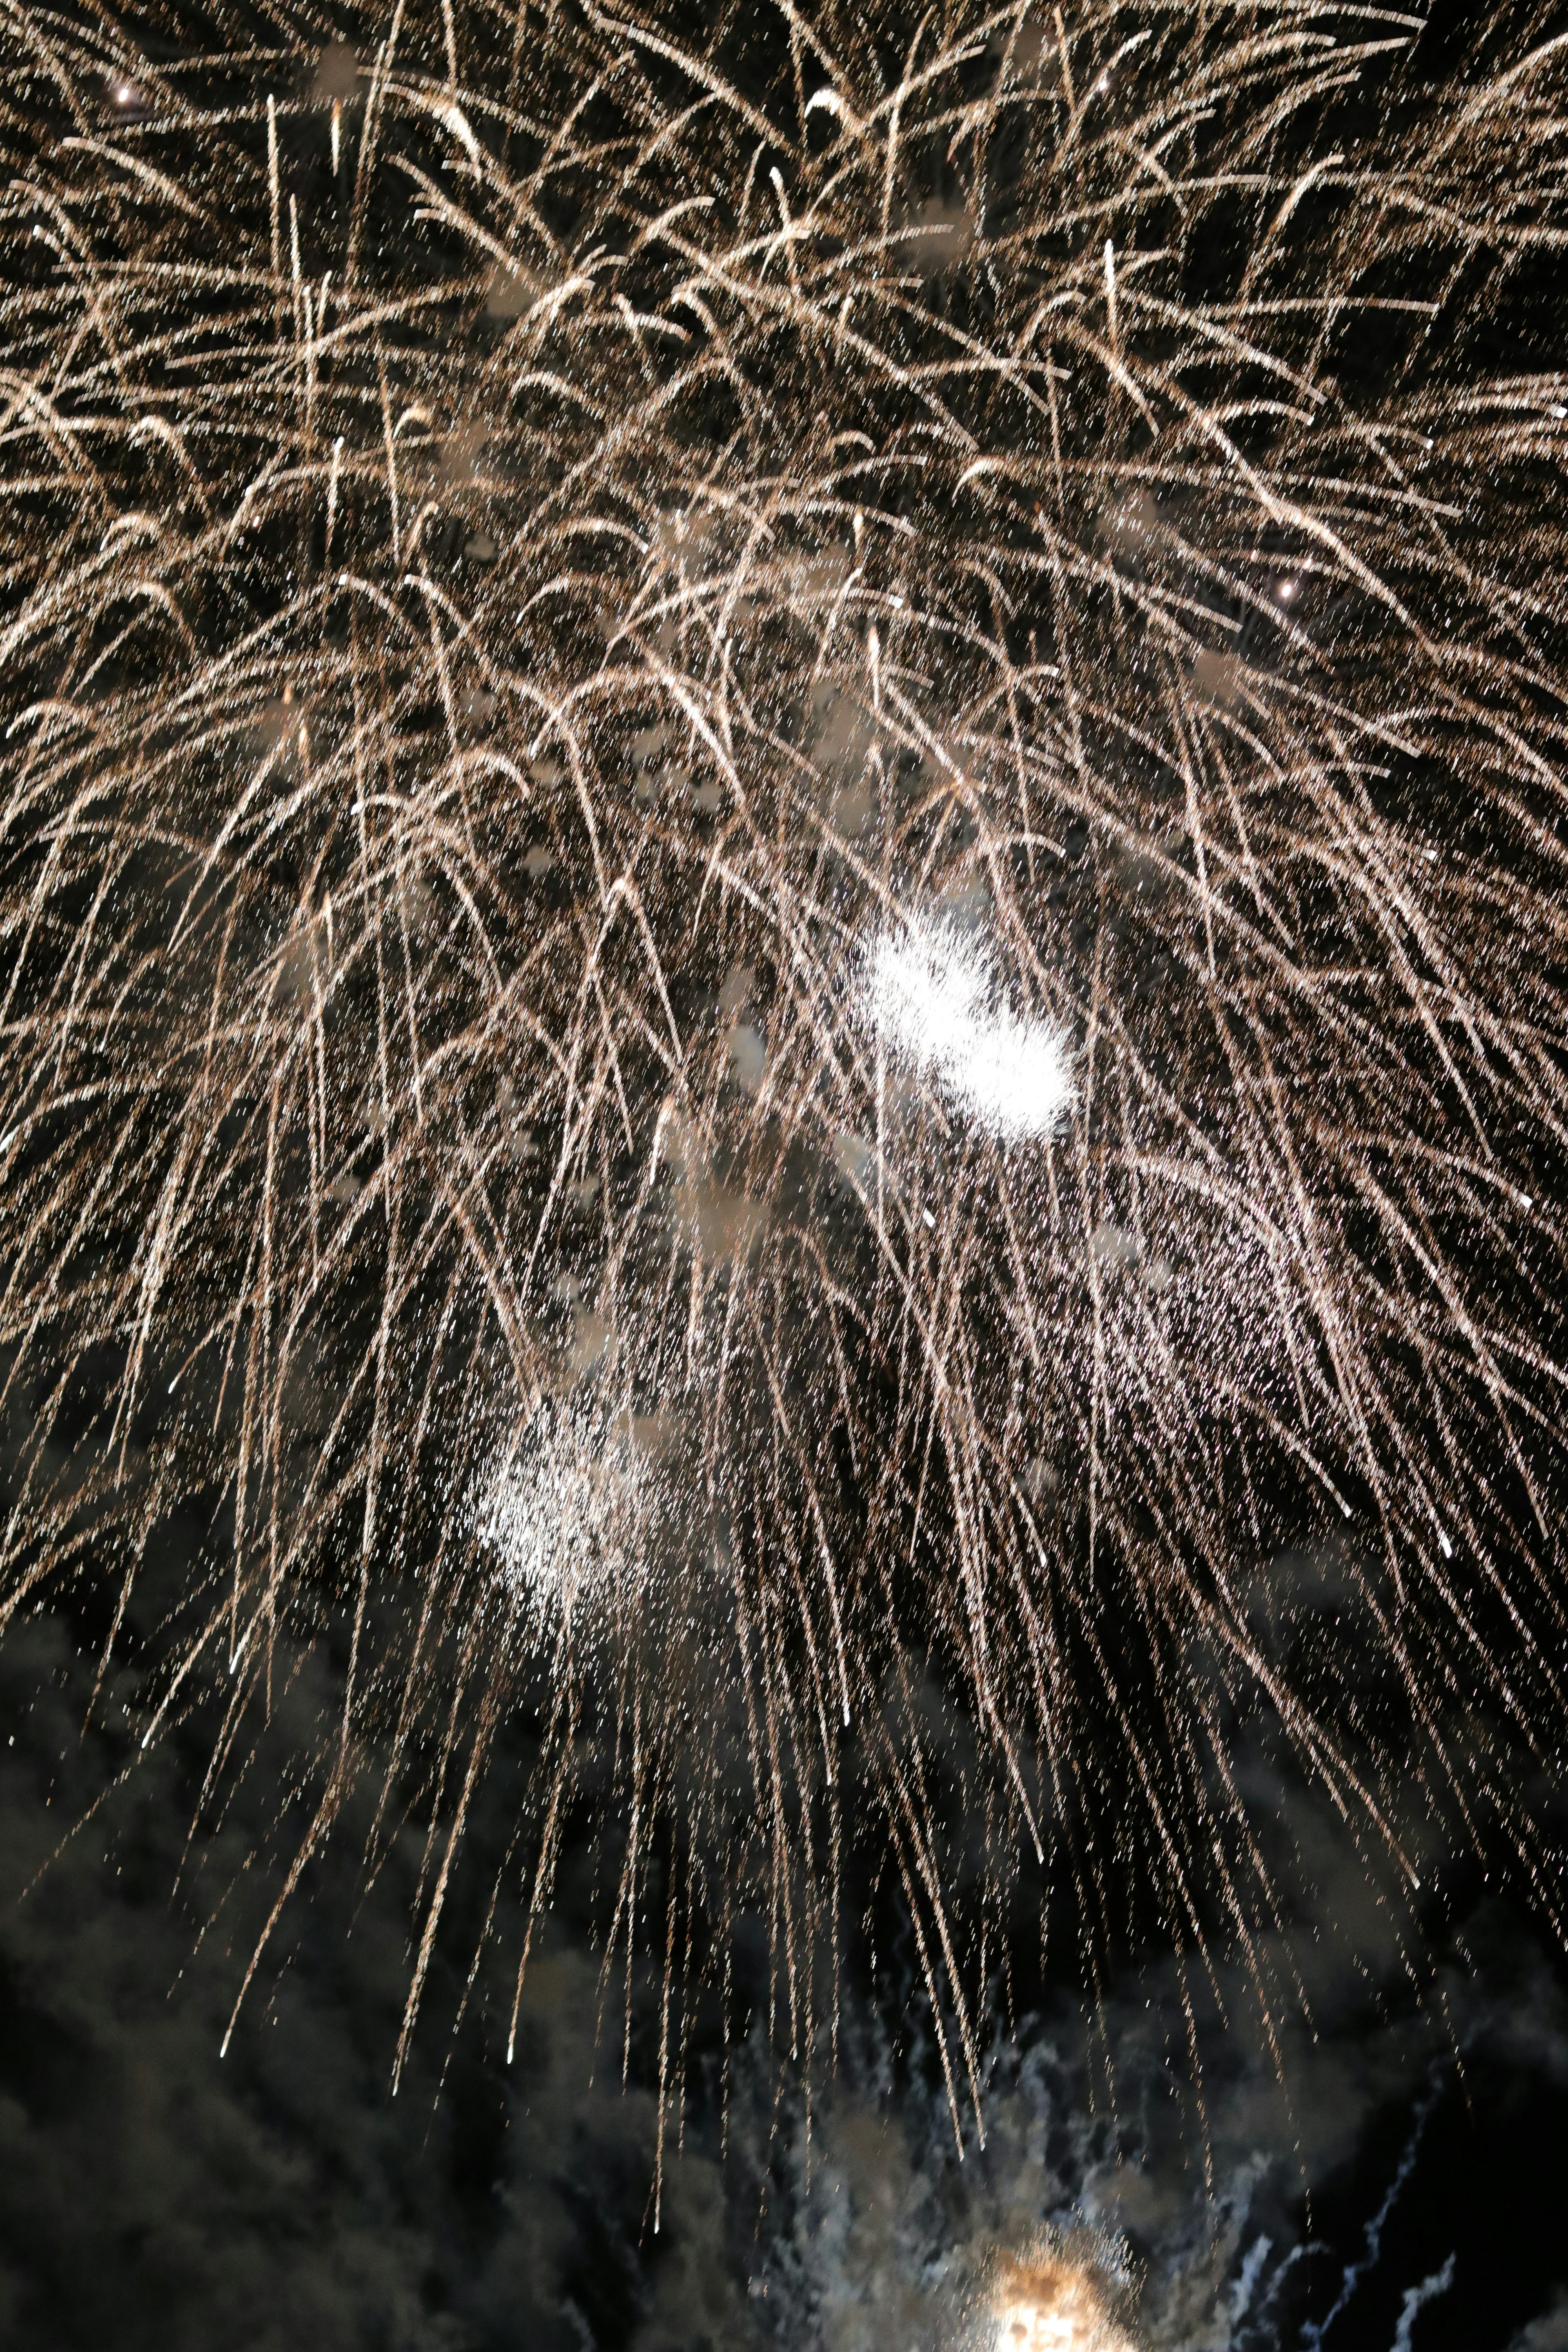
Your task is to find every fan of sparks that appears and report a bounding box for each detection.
[2,0,1568,2174]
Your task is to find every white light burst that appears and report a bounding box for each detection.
[864,920,1074,1142]
[480,1402,646,1632]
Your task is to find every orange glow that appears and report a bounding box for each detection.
[992,2254,1134,2352]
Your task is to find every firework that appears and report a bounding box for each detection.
[2,0,1567,2205]
[991,2251,1133,2352]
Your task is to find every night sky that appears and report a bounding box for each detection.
[4,1579,1568,2350]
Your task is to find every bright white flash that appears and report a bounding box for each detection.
[864,919,1074,1141]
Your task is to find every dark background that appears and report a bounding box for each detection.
[3,1591,1567,2352]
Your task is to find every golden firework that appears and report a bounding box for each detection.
[1,1,1566,2207]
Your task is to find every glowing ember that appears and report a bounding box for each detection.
[992,2256,1134,2352]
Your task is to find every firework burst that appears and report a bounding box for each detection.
[2,0,1568,2209]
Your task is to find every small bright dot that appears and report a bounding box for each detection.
[1277,578,1296,600]
[115,82,135,104]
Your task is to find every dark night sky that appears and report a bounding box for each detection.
[4,1587,1568,2352]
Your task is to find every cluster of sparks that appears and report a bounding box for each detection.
[2,0,1568,2229]
[478,1395,652,1633]
[990,2252,1132,2352]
